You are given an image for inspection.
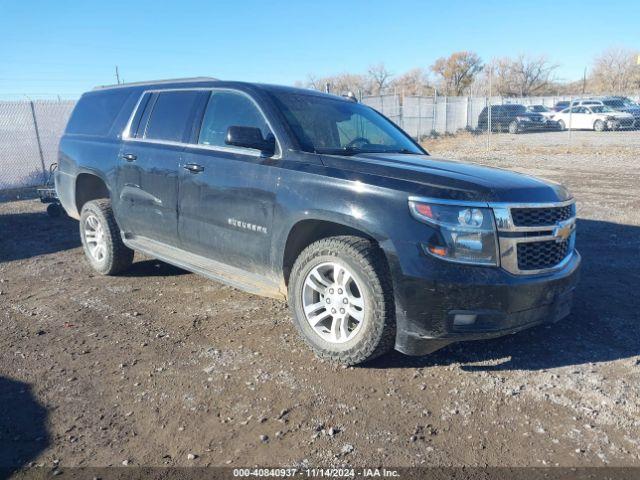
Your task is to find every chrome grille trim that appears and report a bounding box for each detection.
[491,199,577,275]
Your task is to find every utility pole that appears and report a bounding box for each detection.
[582,67,587,94]
[115,66,121,85]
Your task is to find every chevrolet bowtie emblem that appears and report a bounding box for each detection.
[552,218,575,243]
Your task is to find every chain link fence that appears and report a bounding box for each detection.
[363,93,640,140]
[1,92,639,191]
[0,100,75,190]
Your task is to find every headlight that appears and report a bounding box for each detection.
[408,200,498,266]
[516,116,530,121]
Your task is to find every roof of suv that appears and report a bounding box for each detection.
[91,77,351,102]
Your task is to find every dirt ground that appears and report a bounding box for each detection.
[1,130,639,471]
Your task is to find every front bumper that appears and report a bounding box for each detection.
[607,118,635,130]
[391,248,581,356]
[519,120,561,131]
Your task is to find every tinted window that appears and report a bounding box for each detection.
[501,104,527,114]
[603,100,625,108]
[198,91,271,147]
[144,91,202,142]
[128,92,152,138]
[66,90,131,136]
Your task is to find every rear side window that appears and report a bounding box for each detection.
[144,91,203,142]
[198,91,271,147]
[66,90,131,136]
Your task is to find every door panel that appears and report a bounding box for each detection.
[177,88,279,277]
[116,142,182,245]
[178,147,277,276]
[114,90,208,246]
[576,110,589,129]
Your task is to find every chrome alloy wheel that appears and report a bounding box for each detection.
[301,262,365,344]
[84,214,107,262]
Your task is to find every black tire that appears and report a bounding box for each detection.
[79,199,133,275]
[557,120,566,131]
[46,203,62,217]
[508,121,519,134]
[288,236,395,365]
[594,120,606,132]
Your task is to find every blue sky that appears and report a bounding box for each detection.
[1,0,638,97]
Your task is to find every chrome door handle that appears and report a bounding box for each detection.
[122,153,137,162]
[184,163,205,173]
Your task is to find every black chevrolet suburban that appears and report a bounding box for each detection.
[56,78,580,365]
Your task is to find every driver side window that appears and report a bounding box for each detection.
[198,91,271,148]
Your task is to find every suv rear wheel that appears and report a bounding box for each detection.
[288,236,395,365]
[594,119,606,132]
[79,199,133,275]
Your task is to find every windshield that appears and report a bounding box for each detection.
[590,106,614,113]
[528,105,548,112]
[268,91,423,155]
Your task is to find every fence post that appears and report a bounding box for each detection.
[400,89,404,130]
[29,101,47,180]
[417,96,422,141]
[466,95,470,130]
[432,90,437,134]
[444,96,448,133]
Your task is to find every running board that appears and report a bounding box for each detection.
[123,235,286,300]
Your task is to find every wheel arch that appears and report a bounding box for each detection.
[281,217,389,287]
[75,172,110,215]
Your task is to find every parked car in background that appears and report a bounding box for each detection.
[477,104,561,133]
[609,96,640,108]
[552,101,571,112]
[552,105,635,131]
[526,105,555,118]
[571,97,640,127]
[55,78,580,365]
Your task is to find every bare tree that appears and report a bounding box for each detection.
[390,68,433,96]
[430,51,483,95]
[303,73,369,95]
[367,63,393,94]
[590,47,640,93]
[487,55,558,96]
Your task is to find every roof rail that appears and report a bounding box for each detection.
[93,77,218,91]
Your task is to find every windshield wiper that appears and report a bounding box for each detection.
[389,148,419,154]
[315,146,365,156]
[316,147,420,156]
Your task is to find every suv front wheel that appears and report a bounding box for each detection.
[288,236,395,365]
[79,199,134,275]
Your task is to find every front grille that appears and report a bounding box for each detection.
[517,239,570,270]
[511,204,574,227]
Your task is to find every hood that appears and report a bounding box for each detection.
[621,107,640,115]
[518,112,544,120]
[609,111,635,118]
[321,153,571,203]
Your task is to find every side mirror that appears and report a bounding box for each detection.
[225,126,275,155]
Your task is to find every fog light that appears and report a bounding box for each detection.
[453,314,477,326]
